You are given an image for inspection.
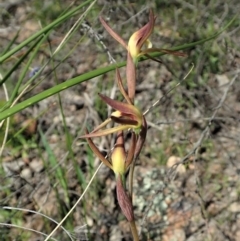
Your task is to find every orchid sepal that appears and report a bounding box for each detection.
[99,17,127,49]
[125,133,136,168]
[116,68,132,105]
[81,124,137,139]
[84,129,113,170]
[139,48,187,57]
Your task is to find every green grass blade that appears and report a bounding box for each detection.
[0,0,93,64]
[0,63,119,122]
[39,129,70,206]
[152,14,237,55]
[7,34,49,108]
[0,36,44,87]
[1,30,20,56]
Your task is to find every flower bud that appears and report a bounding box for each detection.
[111,132,126,175]
[116,175,134,222]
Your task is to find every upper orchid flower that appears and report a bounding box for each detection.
[99,9,155,62]
[100,9,186,64]
[100,9,186,102]
[127,9,156,62]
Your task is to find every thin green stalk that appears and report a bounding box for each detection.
[130,221,139,241]
[39,129,70,206]
[128,161,136,198]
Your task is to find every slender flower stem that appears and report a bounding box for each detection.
[128,162,135,198]
[129,220,139,241]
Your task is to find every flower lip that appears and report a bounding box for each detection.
[99,94,143,127]
[111,115,139,126]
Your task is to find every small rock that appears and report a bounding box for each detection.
[21,118,37,135]
[110,225,122,241]
[29,159,44,173]
[3,159,25,173]
[86,216,94,226]
[230,189,238,199]
[20,168,32,179]
[163,228,185,241]
[236,230,240,240]
[216,74,229,87]
[167,156,186,175]
[49,134,59,143]
[228,202,240,213]
[208,162,223,174]
[74,225,89,241]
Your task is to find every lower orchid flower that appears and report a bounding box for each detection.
[81,68,144,139]
[81,93,143,138]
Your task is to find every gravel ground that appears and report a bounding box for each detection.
[0,1,240,240]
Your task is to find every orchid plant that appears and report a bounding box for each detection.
[81,9,184,240]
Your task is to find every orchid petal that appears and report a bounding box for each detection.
[116,68,132,105]
[91,117,112,133]
[98,93,142,118]
[141,48,187,57]
[82,124,135,138]
[125,133,136,168]
[134,116,147,160]
[142,53,163,64]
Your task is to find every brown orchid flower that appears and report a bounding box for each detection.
[81,69,144,138]
[100,9,186,64]
[81,94,143,138]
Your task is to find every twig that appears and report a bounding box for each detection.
[44,162,103,241]
[0,222,58,241]
[168,73,238,180]
[3,206,74,241]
